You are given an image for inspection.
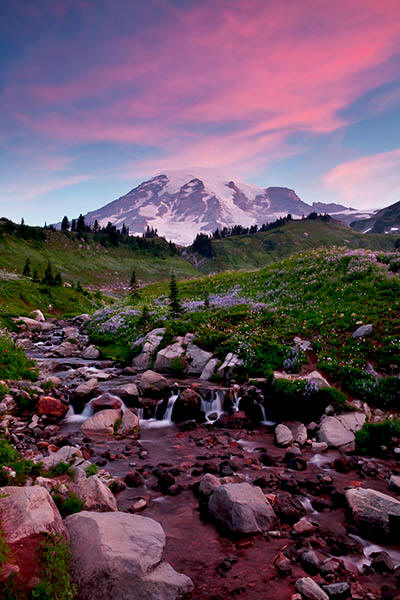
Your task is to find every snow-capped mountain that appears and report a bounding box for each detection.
[79,169,373,245]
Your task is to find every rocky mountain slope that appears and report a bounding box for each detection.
[79,169,373,244]
[351,199,400,234]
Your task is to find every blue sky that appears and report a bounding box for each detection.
[1,0,400,225]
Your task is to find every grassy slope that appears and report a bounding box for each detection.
[0,230,198,289]
[197,219,400,273]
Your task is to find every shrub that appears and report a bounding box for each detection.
[0,384,8,400]
[169,356,187,375]
[0,335,37,381]
[0,438,40,486]
[355,420,400,456]
[31,533,77,600]
[85,464,98,477]
[46,462,73,477]
[53,491,84,518]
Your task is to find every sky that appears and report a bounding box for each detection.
[1,0,400,225]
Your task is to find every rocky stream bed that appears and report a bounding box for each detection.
[1,314,400,599]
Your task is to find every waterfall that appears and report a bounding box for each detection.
[201,390,225,422]
[140,393,179,428]
[63,402,94,424]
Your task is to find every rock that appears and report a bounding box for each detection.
[14,317,44,331]
[63,326,80,340]
[81,409,122,436]
[37,396,68,418]
[345,487,400,540]
[293,336,312,352]
[370,551,394,572]
[275,493,305,524]
[40,445,82,469]
[284,421,307,446]
[53,341,77,357]
[311,442,328,452]
[295,577,329,600]
[318,416,355,450]
[132,328,166,370]
[208,482,276,535]
[217,353,244,379]
[321,582,350,599]
[292,517,316,535]
[185,343,213,374]
[65,511,193,600]
[90,393,123,412]
[171,388,201,422]
[30,309,45,322]
[154,341,185,372]
[336,412,366,432]
[273,370,330,389]
[275,424,293,447]
[74,470,118,512]
[72,378,99,401]
[116,410,140,438]
[199,473,221,497]
[200,358,221,381]
[352,324,373,338]
[0,486,67,543]
[111,384,139,407]
[138,370,170,398]
[299,550,322,575]
[389,475,400,493]
[82,345,100,360]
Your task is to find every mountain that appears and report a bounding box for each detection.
[350,200,400,234]
[75,169,373,245]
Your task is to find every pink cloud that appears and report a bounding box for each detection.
[5,0,400,174]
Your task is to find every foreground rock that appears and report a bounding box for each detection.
[37,395,68,418]
[74,470,118,512]
[345,487,400,540]
[65,511,194,600]
[295,577,329,600]
[208,482,276,535]
[138,370,170,398]
[81,408,122,436]
[0,486,67,543]
[132,328,166,370]
[318,416,355,450]
[275,424,293,447]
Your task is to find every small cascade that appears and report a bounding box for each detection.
[201,390,224,422]
[140,392,180,428]
[63,402,93,424]
[162,393,179,422]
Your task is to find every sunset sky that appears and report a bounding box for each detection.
[1,0,400,224]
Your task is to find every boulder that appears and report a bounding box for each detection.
[14,317,44,331]
[138,370,170,398]
[217,353,244,379]
[90,393,123,412]
[199,474,221,497]
[345,487,400,540]
[208,482,276,535]
[200,358,221,381]
[295,577,329,600]
[352,324,373,338]
[53,341,77,357]
[318,416,355,450]
[111,384,139,407]
[74,470,117,512]
[81,409,122,436]
[37,396,68,418]
[389,474,400,493]
[284,421,308,446]
[63,326,80,340]
[132,328,165,371]
[64,511,194,600]
[40,445,82,469]
[185,343,213,374]
[275,424,293,447]
[273,370,330,389]
[336,412,366,432]
[0,486,67,543]
[30,309,45,322]
[154,341,185,372]
[115,410,140,438]
[82,345,101,360]
[171,388,201,422]
[72,378,99,401]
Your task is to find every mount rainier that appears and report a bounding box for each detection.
[79,169,372,245]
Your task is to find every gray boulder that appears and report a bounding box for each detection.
[345,487,400,540]
[185,343,213,375]
[154,341,185,372]
[74,470,118,512]
[132,328,166,371]
[138,370,170,398]
[0,486,67,544]
[275,424,293,447]
[283,421,307,446]
[208,482,276,534]
[65,511,194,600]
[352,324,373,338]
[217,353,244,379]
[40,445,82,469]
[295,577,329,600]
[81,409,122,436]
[200,358,221,381]
[318,416,355,450]
[53,341,77,357]
[73,378,99,401]
[82,345,101,360]
[111,383,139,406]
[30,309,45,322]
[336,412,366,432]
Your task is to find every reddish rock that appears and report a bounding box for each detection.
[37,396,68,418]
[90,393,122,412]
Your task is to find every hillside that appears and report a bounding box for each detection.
[189,217,400,274]
[0,220,198,290]
[351,199,400,234]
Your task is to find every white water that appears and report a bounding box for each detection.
[64,403,94,424]
[339,534,400,572]
[201,390,224,422]
[309,453,333,469]
[140,393,179,429]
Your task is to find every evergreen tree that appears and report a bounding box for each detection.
[129,270,140,301]
[204,293,210,310]
[168,272,182,318]
[54,272,63,286]
[32,267,39,282]
[76,280,84,294]
[76,214,86,235]
[22,257,31,277]
[71,219,76,232]
[42,262,54,285]
[61,216,70,231]
[138,305,150,327]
